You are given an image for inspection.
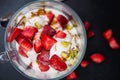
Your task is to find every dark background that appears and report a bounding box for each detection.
[0,0,120,80]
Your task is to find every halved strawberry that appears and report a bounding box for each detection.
[103,28,112,41]
[90,53,105,64]
[47,11,54,25]
[20,38,33,51]
[37,61,50,72]
[84,21,91,31]
[109,37,120,50]
[87,30,95,39]
[37,49,50,65]
[55,30,67,39]
[7,27,23,42]
[18,46,28,58]
[66,71,77,80]
[49,54,67,71]
[57,15,68,29]
[34,39,42,53]
[41,25,56,37]
[80,60,89,68]
[22,26,38,40]
[41,34,57,50]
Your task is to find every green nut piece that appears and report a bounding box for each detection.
[34,21,42,29]
[61,41,70,48]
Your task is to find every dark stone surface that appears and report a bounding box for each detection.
[0,0,120,80]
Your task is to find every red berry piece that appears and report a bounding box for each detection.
[41,25,56,37]
[55,30,66,39]
[20,38,33,51]
[7,28,23,42]
[87,30,95,38]
[47,11,54,25]
[34,39,42,53]
[49,54,67,71]
[37,49,50,65]
[109,37,120,50]
[84,21,91,31]
[37,61,50,72]
[41,34,57,50]
[103,28,112,41]
[80,60,89,68]
[22,26,38,40]
[27,62,32,69]
[66,71,77,80]
[90,53,105,64]
[18,46,28,58]
[57,15,68,29]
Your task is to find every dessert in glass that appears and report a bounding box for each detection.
[4,0,87,80]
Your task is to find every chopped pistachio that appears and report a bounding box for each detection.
[61,51,68,59]
[61,41,70,48]
[69,58,76,66]
[66,24,73,30]
[69,49,75,59]
[34,21,42,29]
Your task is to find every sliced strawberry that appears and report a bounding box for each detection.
[49,54,67,71]
[18,46,28,58]
[87,30,95,38]
[55,30,67,39]
[57,15,68,29]
[27,62,32,69]
[22,26,38,40]
[34,39,42,53]
[37,49,50,65]
[90,53,105,64]
[84,21,91,31]
[47,11,54,25]
[80,60,89,68]
[103,28,112,41]
[37,61,50,72]
[16,34,26,44]
[66,71,77,80]
[41,34,57,50]
[41,25,56,37]
[20,38,33,51]
[109,37,120,50]
[7,27,23,42]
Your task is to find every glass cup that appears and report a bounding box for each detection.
[0,0,87,80]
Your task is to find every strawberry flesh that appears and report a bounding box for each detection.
[103,28,112,41]
[66,71,77,80]
[47,11,54,25]
[41,34,57,50]
[34,39,42,53]
[90,53,105,63]
[16,34,26,44]
[7,28,23,42]
[22,26,38,40]
[20,38,33,51]
[27,62,32,69]
[84,21,91,31]
[41,25,56,37]
[55,30,66,39]
[37,61,50,72]
[80,60,89,68]
[18,46,28,58]
[49,54,67,71]
[37,49,50,65]
[109,37,120,50]
[57,15,68,29]
[87,30,95,38]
